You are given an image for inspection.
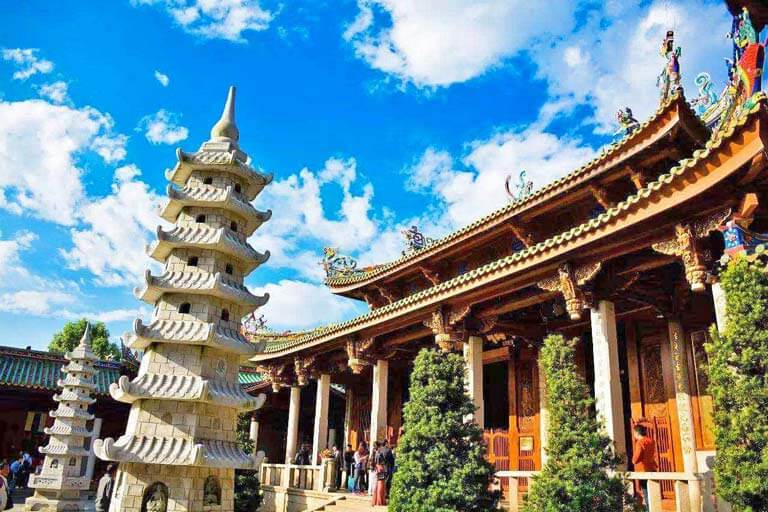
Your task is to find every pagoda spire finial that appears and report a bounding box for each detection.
[79,321,92,348]
[210,85,239,144]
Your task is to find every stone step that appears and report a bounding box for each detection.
[317,495,388,512]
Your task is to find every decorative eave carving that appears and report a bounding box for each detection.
[537,262,602,321]
[374,285,397,305]
[422,306,470,352]
[418,265,441,286]
[589,184,613,210]
[509,221,534,248]
[628,168,647,191]
[293,354,317,386]
[652,209,730,291]
[346,337,375,374]
[263,363,290,393]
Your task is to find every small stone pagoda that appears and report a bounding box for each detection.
[26,324,99,511]
[94,86,269,512]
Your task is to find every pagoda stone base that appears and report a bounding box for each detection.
[111,463,234,512]
[25,490,94,512]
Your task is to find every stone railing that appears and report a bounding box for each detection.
[259,460,338,493]
[495,470,711,512]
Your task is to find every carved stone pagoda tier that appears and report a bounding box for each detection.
[94,87,269,512]
[26,324,99,512]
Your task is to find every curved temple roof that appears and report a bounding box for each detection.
[325,90,708,291]
[252,94,767,359]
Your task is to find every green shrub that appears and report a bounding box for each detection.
[706,257,768,511]
[524,334,635,512]
[389,348,496,512]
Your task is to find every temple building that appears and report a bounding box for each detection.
[94,87,270,512]
[25,325,101,511]
[251,2,768,511]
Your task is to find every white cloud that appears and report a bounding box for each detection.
[37,81,69,104]
[254,279,366,331]
[536,0,732,131]
[154,70,170,87]
[249,157,380,280]
[131,0,274,42]
[62,165,162,286]
[138,109,189,145]
[0,230,37,281]
[343,0,577,87]
[406,127,596,229]
[0,99,127,225]
[0,290,77,316]
[1,48,53,80]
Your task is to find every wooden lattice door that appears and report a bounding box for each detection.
[638,340,677,509]
[509,348,541,501]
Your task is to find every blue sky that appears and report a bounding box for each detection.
[0,0,737,351]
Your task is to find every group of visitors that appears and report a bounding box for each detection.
[292,443,312,466]
[0,451,34,510]
[340,440,395,506]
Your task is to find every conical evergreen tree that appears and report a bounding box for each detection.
[524,334,634,512]
[706,257,768,511]
[389,348,496,512]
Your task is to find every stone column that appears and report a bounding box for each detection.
[370,360,388,443]
[343,387,354,449]
[463,336,485,427]
[285,386,301,464]
[250,415,260,449]
[590,300,627,465]
[312,374,331,464]
[85,418,102,480]
[668,319,702,511]
[711,280,727,334]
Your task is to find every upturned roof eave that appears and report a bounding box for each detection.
[324,91,708,294]
[251,96,767,361]
[160,184,272,236]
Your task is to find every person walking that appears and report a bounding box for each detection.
[95,464,116,512]
[632,424,658,511]
[0,462,10,511]
[367,442,379,496]
[371,443,388,506]
[331,445,343,490]
[353,444,368,495]
[379,439,395,495]
[8,457,22,491]
[343,444,355,490]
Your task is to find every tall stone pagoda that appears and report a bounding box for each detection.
[26,324,99,512]
[94,86,270,512]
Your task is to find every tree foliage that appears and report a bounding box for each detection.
[234,413,262,512]
[524,334,635,512]
[706,257,768,511]
[49,319,119,360]
[389,348,496,512]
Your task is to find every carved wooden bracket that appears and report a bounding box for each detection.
[346,337,375,374]
[652,209,730,292]
[537,262,602,321]
[293,355,317,387]
[423,306,470,352]
[361,290,386,309]
[418,265,441,286]
[589,184,613,210]
[628,168,647,191]
[263,364,290,393]
[509,221,535,248]
[374,285,397,305]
